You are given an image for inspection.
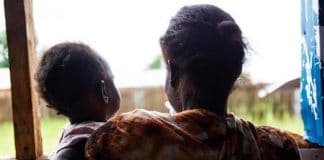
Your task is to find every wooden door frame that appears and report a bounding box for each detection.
[4,0,42,159]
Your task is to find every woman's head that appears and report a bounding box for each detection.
[36,42,120,123]
[160,4,245,116]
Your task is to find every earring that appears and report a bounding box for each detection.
[168,60,176,87]
[101,80,109,104]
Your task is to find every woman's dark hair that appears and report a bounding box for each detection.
[35,42,110,117]
[160,5,246,113]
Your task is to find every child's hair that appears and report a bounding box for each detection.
[35,42,110,117]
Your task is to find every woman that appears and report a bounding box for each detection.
[35,42,120,160]
[85,5,300,160]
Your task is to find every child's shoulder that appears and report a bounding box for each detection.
[56,121,105,154]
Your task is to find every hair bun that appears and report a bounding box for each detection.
[217,21,242,45]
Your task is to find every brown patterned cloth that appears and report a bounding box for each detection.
[287,131,323,148]
[85,109,300,160]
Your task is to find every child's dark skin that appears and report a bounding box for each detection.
[35,42,120,160]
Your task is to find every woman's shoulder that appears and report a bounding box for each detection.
[104,109,223,132]
[255,125,300,159]
[86,110,301,160]
[85,109,227,160]
[116,109,172,121]
[225,113,301,160]
[108,109,226,136]
[85,109,179,159]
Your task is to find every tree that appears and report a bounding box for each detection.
[0,32,9,68]
[148,55,162,70]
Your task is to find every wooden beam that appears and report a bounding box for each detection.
[4,0,42,159]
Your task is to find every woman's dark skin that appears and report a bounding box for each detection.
[161,5,244,118]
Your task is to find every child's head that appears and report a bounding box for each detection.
[36,42,120,123]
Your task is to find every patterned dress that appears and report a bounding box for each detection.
[54,121,104,153]
[85,109,300,160]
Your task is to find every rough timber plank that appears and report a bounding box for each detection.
[4,0,43,159]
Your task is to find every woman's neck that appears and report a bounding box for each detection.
[183,98,227,118]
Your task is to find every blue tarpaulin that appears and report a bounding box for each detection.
[301,0,324,146]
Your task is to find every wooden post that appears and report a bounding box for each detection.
[4,0,43,159]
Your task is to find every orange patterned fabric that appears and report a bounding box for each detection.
[288,131,322,148]
[85,109,300,160]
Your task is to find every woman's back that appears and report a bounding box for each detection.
[85,109,300,160]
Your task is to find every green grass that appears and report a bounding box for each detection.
[234,112,304,134]
[229,103,304,134]
[41,117,68,155]
[0,121,15,157]
[0,117,68,157]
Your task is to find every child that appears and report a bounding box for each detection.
[35,42,120,160]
